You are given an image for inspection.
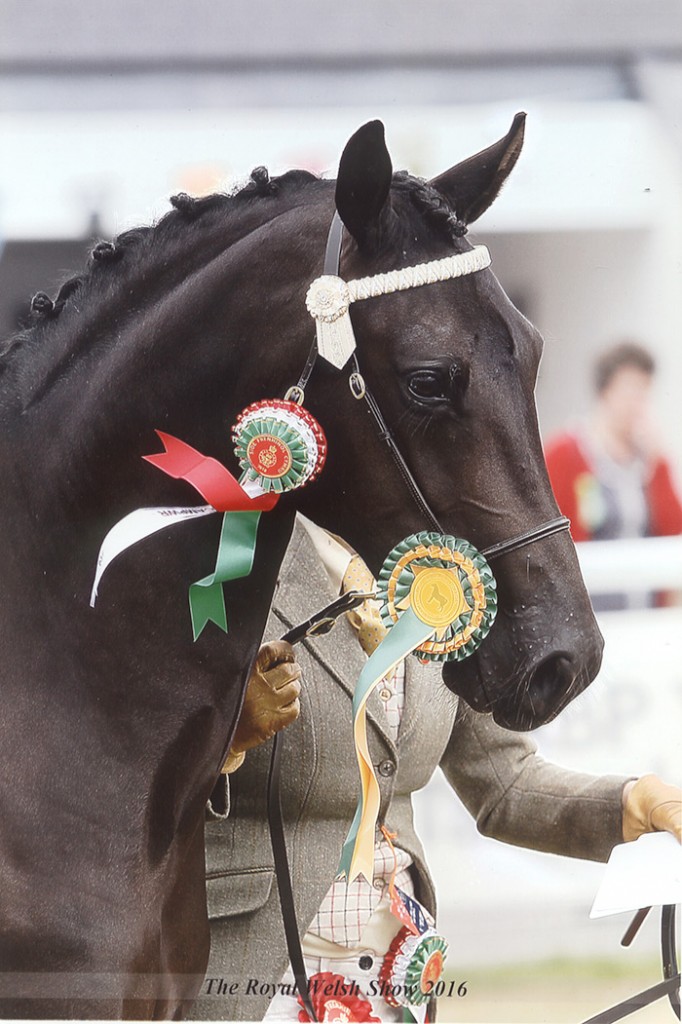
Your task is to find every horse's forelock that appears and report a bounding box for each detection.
[391,172,468,244]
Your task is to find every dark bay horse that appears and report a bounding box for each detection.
[0,115,602,1018]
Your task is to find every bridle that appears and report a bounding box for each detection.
[293,211,571,563]
[268,211,572,1022]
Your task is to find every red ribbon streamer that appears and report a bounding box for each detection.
[143,431,279,512]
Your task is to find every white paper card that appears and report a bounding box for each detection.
[590,832,682,919]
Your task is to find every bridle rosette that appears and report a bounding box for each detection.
[232,398,327,494]
[338,531,498,883]
[305,275,351,323]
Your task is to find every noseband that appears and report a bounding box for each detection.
[297,212,570,563]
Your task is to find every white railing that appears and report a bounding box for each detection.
[575,535,682,594]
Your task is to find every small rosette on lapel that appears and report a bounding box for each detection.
[379,925,449,1009]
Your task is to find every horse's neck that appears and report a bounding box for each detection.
[0,188,314,883]
[0,184,313,700]
[0,181,319,731]
[5,193,326,522]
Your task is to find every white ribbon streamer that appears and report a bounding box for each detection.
[90,505,217,607]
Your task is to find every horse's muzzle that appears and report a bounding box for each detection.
[441,632,604,731]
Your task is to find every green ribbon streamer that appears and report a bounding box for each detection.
[337,606,434,879]
[189,509,263,640]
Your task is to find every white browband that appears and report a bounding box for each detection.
[305,244,491,369]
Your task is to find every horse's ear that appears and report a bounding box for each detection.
[430,112,526,227]
[335,120,393,250]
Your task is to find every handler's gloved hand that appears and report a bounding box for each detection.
[222,640,302,774]
[622,774,682,843]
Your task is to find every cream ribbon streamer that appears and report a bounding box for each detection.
[337,605,434,883]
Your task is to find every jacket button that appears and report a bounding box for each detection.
[378,759,396,778]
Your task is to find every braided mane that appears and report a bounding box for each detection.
[1,167,459,368]
[0,167,319,362]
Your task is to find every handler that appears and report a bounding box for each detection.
[190,517,681,1022]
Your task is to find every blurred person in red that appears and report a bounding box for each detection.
[545,341,682,609]
[546,342,682,543]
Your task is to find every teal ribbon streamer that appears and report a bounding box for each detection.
[337,606,434,879]
[189,509,262,640]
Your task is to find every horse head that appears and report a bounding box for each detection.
[295,116,603,730]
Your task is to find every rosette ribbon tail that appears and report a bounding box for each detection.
[144,432,280,640]
[313,311,356,370]
[188,509,262,641]
[142,431,279,515]
[90,431,280,639]
[338,606,435,883]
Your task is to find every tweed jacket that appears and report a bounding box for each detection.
[190,523,628,1022]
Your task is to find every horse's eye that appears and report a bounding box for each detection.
[408,370,448,401]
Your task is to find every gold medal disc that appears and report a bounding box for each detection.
[409,567,468,629]
[246,434,293,478]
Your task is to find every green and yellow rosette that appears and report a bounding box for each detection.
[338,532,496,883]
[232,398,327,494]
[378,531,497,662]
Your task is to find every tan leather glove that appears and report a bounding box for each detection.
[222,640,301,773]
[622,774,682,843]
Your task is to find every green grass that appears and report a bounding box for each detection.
[437,956,674,1024]
[444,954,662,984]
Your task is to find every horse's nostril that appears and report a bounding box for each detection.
[527,653,575,718]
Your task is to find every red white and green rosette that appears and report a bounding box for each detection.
[232,398,327,494]
[92,399,327,640]
[297,972,380,1023]
[379,926,449,1009]
[377,530,497,663]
